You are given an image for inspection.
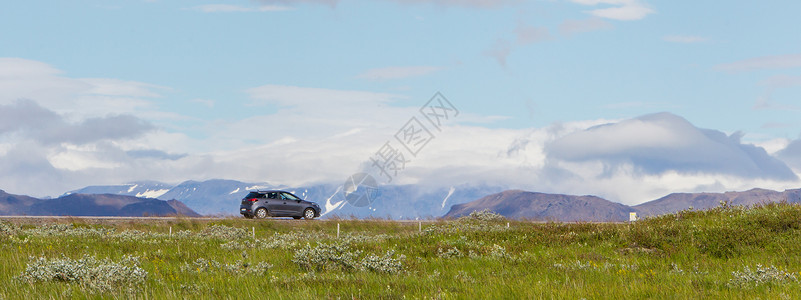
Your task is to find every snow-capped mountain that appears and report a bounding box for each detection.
[158,179,271,215]
[66,179,505,218]
[67,181,174,199]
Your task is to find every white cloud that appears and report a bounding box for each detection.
[0,58,166,118]
[545,112,797,180]
[193,4,292,12]
[2,58,799,206]
[778,139,801,172]
[715,53,801,72]
[0,100,154,146]
[570,0,654,21]
[246,84,400,107]
[662,35,707,43]
[80,78,168,97]
[357,66,443,80]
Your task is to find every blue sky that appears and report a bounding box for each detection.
[2,0,801,203]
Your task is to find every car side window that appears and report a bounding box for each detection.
[267,192,278,199]
[281,192,299,201]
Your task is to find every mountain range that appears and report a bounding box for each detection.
[0,189,199,217]
[445,188,801,222]
[3,179,799,220]
[66,179,506,218]
[63,179,801,221]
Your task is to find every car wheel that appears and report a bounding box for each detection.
[255,208,268,219]
[303,208,316,220]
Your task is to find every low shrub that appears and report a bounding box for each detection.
[360,250,405,274]
[292,243,362,271]
[0,221,17,235]
[462,209,507,222]
[17,255,146,292]
[292,243,406,274]
[728,264,798,288]
[199,224,250,240]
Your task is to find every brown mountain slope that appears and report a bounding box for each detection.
[634,188,800,217]
[444,190,633,222]
[0,190,200,217]
[0,190,39,215]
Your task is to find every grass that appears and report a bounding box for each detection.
[2,204,801,299]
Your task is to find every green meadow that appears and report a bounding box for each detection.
[2,203,801,299]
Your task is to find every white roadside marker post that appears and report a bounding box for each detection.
[337,223,340,239]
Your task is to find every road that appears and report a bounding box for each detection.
[0,215,448,225]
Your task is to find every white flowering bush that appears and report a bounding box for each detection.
[360,250,405,274]
[0,221,17,235]
[464,209,507,222]
[424,222,509,234]
[728,265,798,287]
[181,257,273,275]
[488,244,513,260]
[181,258,221,273]
[437,247,463,259]
[424,210,509,234]
[17,255,146,292]
[341,232,390,244]
[220,231,332,250]
[293,243,362,271]
[292,243,406,274]
[199,224,250,240]
[24,224,115,237]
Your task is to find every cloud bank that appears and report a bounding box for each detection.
[570,0,654,21]
[1,58,800,206]
[545,112,797,180]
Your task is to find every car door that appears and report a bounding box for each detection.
[280,192,304,215]
[263,192,282,215]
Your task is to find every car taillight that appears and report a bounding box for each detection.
[246,198,258,202]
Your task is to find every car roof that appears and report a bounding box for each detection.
[251,190,288,193]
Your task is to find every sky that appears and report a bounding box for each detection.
[2,0,801,204]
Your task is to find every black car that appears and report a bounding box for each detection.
[240,190,321,220]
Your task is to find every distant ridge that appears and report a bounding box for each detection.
[0,190,200,217]
[444,190,632,222]
[66,179,506,218]
[633,188,801,217]
[63,179,801,221]
[445,188,801,221]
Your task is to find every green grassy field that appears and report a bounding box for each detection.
[2,203,801,299]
